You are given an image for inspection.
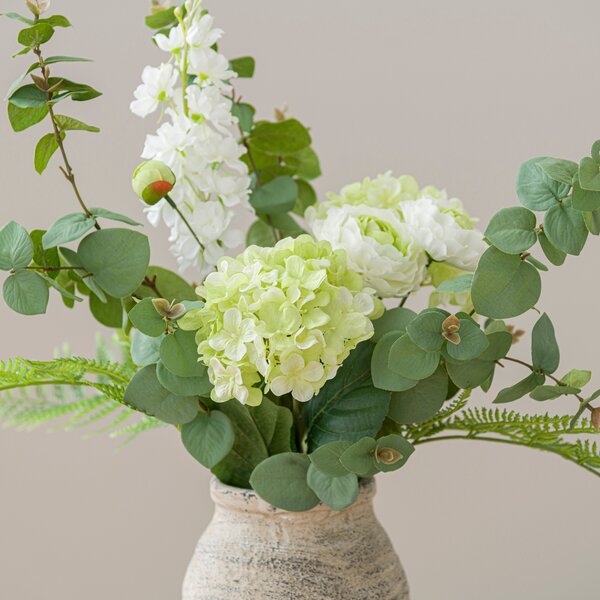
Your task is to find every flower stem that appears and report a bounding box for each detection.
[164,194,204,250]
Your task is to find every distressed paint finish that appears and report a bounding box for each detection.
[182,477,409,600]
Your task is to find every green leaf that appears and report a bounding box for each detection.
[484,207,537,254]
[543,203,587,256]
[18,23,54,48]
[159,329,205,378]
[531,313,560,374]
[47,78,102,102]
[309,441,352,477]
[579,157,600,192]
[388,334,441,380]
[250,119,311,155]
[30,229,59,274]
[54,114,100,133]
[371,331,418,392]
[41,272,81,304]
[9,84,47,108]
[494,372,545,404]
[339,437,379,477]
[372,307,417,342]
[249,453,319,512]
[130,330,162,367]
[38,15,71,28]
[471,246,541,318]
[3,270,49,315]
[39,55,93,67]
[250,176,298,214]
[135,266,197,302]
[285,147,321,180]
[516,157,569,211]
[479,331,513,362]
[406,310,446,351]
[87,207,140,226]
[181,411,235,469]
[304,343,390,451]
[231,102,255,133]
[246,220,276,247]
[34,132,61,174]
[0,221,33,270]
[1,12,34,25]
[145,7,177,29]
[156,361,212,397]
[584,209,600,236]
[230,56,255,78]
[89,293,122,328]
[123,364,198,425]
[375,434,415,473]
[388,366,448,424]
[446,358,495,389]
[446,319,489,361]
[249,399,293,455]
[537,157,578,185]
[293,179,317,215]
[524,255,548,272]
[571,180,600,211]
[77,229,150,298]
[561,369,591,388]
[7,103,48,132]
[538,232,566,266]
[42,213,96,248]
[129,298,165,337]
[530,384,580,401]
[436,274,473,293]
[306,465,359,511]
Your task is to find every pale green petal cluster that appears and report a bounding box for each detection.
[179,235,382,405]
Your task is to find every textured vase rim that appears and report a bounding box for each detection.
[209,475,376,516]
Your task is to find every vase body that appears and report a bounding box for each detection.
[182,477,409,600]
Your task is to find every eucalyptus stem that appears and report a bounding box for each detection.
[27,265,88,273]
[501,356,594,414]
[32,45,99,228]
[164,194,204,250]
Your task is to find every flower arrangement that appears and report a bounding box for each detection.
[2,0,600,515]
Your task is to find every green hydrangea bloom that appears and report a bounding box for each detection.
[179,235,383,405]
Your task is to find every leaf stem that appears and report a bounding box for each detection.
[164,194,204,251]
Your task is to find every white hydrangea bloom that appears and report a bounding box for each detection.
[306,204,428,298]
[130,64,178,117]
[400,196,487,272]
[131,0,252,276]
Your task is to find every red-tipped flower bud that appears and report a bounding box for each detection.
[132,160,176,205]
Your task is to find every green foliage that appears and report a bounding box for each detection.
[42,213,96,248]
[135,266,197,302]
[249,119,311,155]
[436,274,473,293]
[531,313,560,374]
[129,298,165,337]
[516,157,569,211]
[372,307,416,342]
[156,361,211,397]
[388,334,440,380]
[494,372,545,404]
[160,329,206,378]
[371,331,417,392]
[0,221,33,270]
[229,56,255,78]
[484,206,537,254]
[407,310,447,351]
[3,270,48,315]
[249,175,297,214]
[181,410,235,468]
[306,464,359,511]
[309,440,352,477]
[544,202,587,256]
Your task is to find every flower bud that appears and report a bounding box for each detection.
[26,0,51,16]
[152,297,186,320]
[591,407,600,430]
[442,314,461,345]
[375,447,403,465]
[132,160,176,205]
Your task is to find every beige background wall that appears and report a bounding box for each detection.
[1,1,599,598]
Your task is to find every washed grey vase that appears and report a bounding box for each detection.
[182,477,410,600]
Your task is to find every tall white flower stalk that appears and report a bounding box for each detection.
[131,0,252,276]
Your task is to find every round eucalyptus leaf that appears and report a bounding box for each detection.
[249,453,319,512]
[0,221,33,271]
[579,157,600,192]
[181,410,235,469]
[571,180,600,212]
[130,330,162,367]
[160,329,204,378]
[479,331,513,362]
[446,319,489,361]
[471,246,541,318]
[306,464,359,511]
[309,441,352,477]
[129,297,165,337]
[388,334,441,380]
[339,437,379,477]
[371,331,418,392]
[77,228,150,298]
[516,157,569,211]
[436,274,473,293]
[388,366,448,424]
[123,364,198,425]
[3,270,49,315]
[484,206,537,254]
[406,310,446,351]
[372,307,417,342]
[584,210,600,236]
[537,157,578,185]
[446,358,495,389]
[375,434,415,473]
[543,203,588,256]
[156,360,212,397]
[89,292,123,328]
[42,213,96,249]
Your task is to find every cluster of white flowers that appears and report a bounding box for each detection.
[306,172,487,298]
[130,0,251,275]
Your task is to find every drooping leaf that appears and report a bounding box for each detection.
[181,411,235,469]
[484,206,537,254]
[42,213,96,248]
[0,221,33,271]
[249,453,319,512]
[494,372,545,404]
[7,103,48,132]
[3,270,49,315]
[543,202,588,256]
[34,132,62,174]
[54,114,100,133]
[530,385,580,401]
[531,313,560,374]
[471,246,541,318]
[583,209,600,236]
[538,232,566,266]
